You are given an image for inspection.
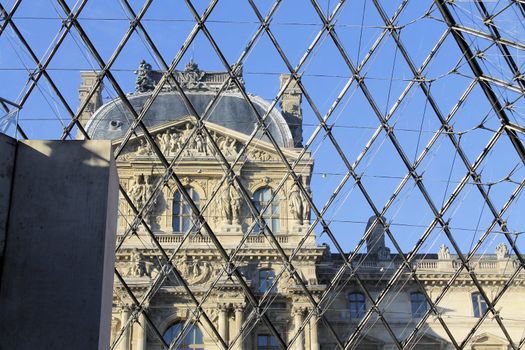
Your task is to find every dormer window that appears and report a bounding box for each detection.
[253,187,280,234]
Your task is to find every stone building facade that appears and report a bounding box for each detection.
[81,62,524,350]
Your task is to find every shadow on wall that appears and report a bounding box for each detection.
[0,135,118,350]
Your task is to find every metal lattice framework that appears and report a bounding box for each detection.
[1,0,525,349]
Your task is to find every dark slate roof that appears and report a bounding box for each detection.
[85,91,295,147]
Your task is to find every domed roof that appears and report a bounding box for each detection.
[85,90,295,148]
[84,60,298,147]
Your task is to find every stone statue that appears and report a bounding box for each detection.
[129,175,145,209]
[438,244,451,260]
[220,186,233,224]
[129,249,147,277]
[496,243,509,260]
[230,186,242,225]
[289,181,304,225]
[169,131,179,155]
[179,59,205,90]
[135,139,149,155]
[134,60,155,92]
[218,136,238,157]
[195,134,207,155]
[226,137,237,156]
[156,131,170,154]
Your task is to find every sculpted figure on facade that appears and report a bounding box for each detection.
[496,243,509,260]
[219,186,233,225]
[219,184,242,225]
[249,149,273,161]
[134,60,155,92]
[230,185,242,225]
[129,174,146,209]
[179,59,206,90]
[129,249,147,277]
[135,138,150,155]
[218,136,238,157]
[169,131,179,155]
[173,252,212,285]
[156,130,171,155]
[289,181,305,225]
[438,244,451,260]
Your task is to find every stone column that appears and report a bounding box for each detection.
[234,304,244,350]
[309,312,319,350]
[293,307,305,350]
[135,310,147,350]
[218,303,229,346]
[119,306,131,350]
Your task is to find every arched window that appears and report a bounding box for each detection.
[259,269,277,294]
[471,292,488,318]
[172,187,200,234]
[163,321,204,350]
[253,187,280,234]
[349,292,366,319]
[410,292,428,318]
[257,334,279,350]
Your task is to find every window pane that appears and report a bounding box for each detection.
[254,187,279,235]
[472,293,481,317]
[349,293,365,319]
[163,322,203,348]
[258,335,268,346]
[182,202,191,215]
[259,269,276,293]
[411,292,427,317]
[182,217,190,232]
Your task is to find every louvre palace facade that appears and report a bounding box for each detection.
[79,61,524,350]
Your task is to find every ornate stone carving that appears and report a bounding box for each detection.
[174,253,213,285]
[146,122,211,158]
[217,135,238,157]
[127,249,148,277]
[134,60,155,93]
[129,174,146,209]
[132,59,244,94]
[438,244,451,260]
[219,184,242,225]
[179,59,206,90]
[135,139,150,155]
[496,243,509,260]
[289,182,305,225]
[249,148,274,161]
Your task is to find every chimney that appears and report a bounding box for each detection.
[77,71,103,139]
[279,74,303,147]
[365,216,390,260]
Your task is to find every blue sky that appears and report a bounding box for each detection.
[1,0,524,256]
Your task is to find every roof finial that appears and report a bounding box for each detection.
[185,59,199,72]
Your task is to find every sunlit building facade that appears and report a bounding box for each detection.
[81,62,524,350]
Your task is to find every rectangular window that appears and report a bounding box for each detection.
[410,292,428,318]
[257,334,279,350]
[472,292,488,318]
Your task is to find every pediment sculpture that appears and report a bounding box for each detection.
[126,123,247,160]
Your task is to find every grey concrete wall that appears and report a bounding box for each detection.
[0,139,118,350]
[0,134,16,261]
